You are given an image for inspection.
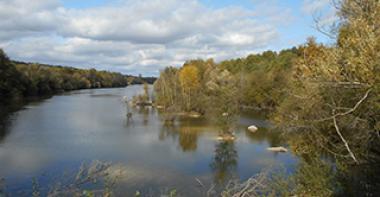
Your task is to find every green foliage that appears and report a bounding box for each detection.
[0,49,25,99]
[154,59,243,132]
[210,141,238,184]
[154,48,300,117]
[14,63,131,95]
[293,157,336,196]
[0,50,153,101]
[154,67,181,110]
[154,49,299,133]
[204,68,240,133]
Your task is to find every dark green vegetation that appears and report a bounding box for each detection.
[0,50,155,102]
[155,0,380,196]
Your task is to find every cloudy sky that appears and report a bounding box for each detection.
[0,0,336,76]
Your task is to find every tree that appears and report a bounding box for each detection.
[274,0,380,165]
[179,65,201,112]
[0,49,25,99]
[1,49,146,101]
[154,67,180,109]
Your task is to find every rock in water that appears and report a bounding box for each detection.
[188,112,201,118]
[122,96,128,102]
[216,134,236,141]
[267,146,288,152]
[248,125,258,133]
[156,105,164,109]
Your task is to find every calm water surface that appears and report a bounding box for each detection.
[0,85,297,196]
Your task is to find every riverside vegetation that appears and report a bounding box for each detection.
[0,49,155,102]
[154,0,380,196]
[0,0,379,196]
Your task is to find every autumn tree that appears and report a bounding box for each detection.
[205,68,239,134]
[274,0,380,165]
[154,67,180,109]
[179,65,201,112]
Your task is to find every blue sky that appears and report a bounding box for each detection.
[61,0,114,8]
[60,0,332,46]
[0,0,335,76]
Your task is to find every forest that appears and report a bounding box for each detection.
[0,50,155,102]
[154,0,380,195]
[0,0,379,196]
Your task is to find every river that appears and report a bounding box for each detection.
[0,85,297,196]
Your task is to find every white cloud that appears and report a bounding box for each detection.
[0,0,287,76]
[302,0,331,14]
[0,0,64,39]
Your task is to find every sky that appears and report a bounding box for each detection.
[0,0,337,76]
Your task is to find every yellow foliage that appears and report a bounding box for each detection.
[179,65,200,91]
[178,65,201,111]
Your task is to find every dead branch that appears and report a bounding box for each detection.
[332,114,359,164]
[313,15,337,40]
[315,88,372,122]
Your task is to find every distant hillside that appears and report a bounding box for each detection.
[0,49,156,101]
[11,60,156,84]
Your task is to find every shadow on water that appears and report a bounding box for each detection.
[0,97,49,142]
[337,140,380,196]
[0,104,16,142]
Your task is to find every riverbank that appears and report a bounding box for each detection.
[1,49,156,103]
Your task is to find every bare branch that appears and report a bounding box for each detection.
[332,114,359,164]
[313,15,337,39]
[315,88,372,122]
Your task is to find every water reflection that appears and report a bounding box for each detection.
[0,101,29,142]
[0,86,297,196]
[158,117,206,152]
[210,141,238,184]
[178,128,198,152]
[0,106,12,142]
[338,140,380,196]
[244,128,285,147]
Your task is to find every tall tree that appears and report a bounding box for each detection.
[179,65,201,112]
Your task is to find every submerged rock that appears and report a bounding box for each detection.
[248,125,258,133]
[267,146,288,152]
[188,112,201,118]
[216,134,236,141]
[155,105,164,109]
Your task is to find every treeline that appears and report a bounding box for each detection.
[0,50,155,101]
[154,47,300,132]
[154,47,300,114]
[155,0,379,194]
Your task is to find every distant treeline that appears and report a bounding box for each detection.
[0,49,155,101]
